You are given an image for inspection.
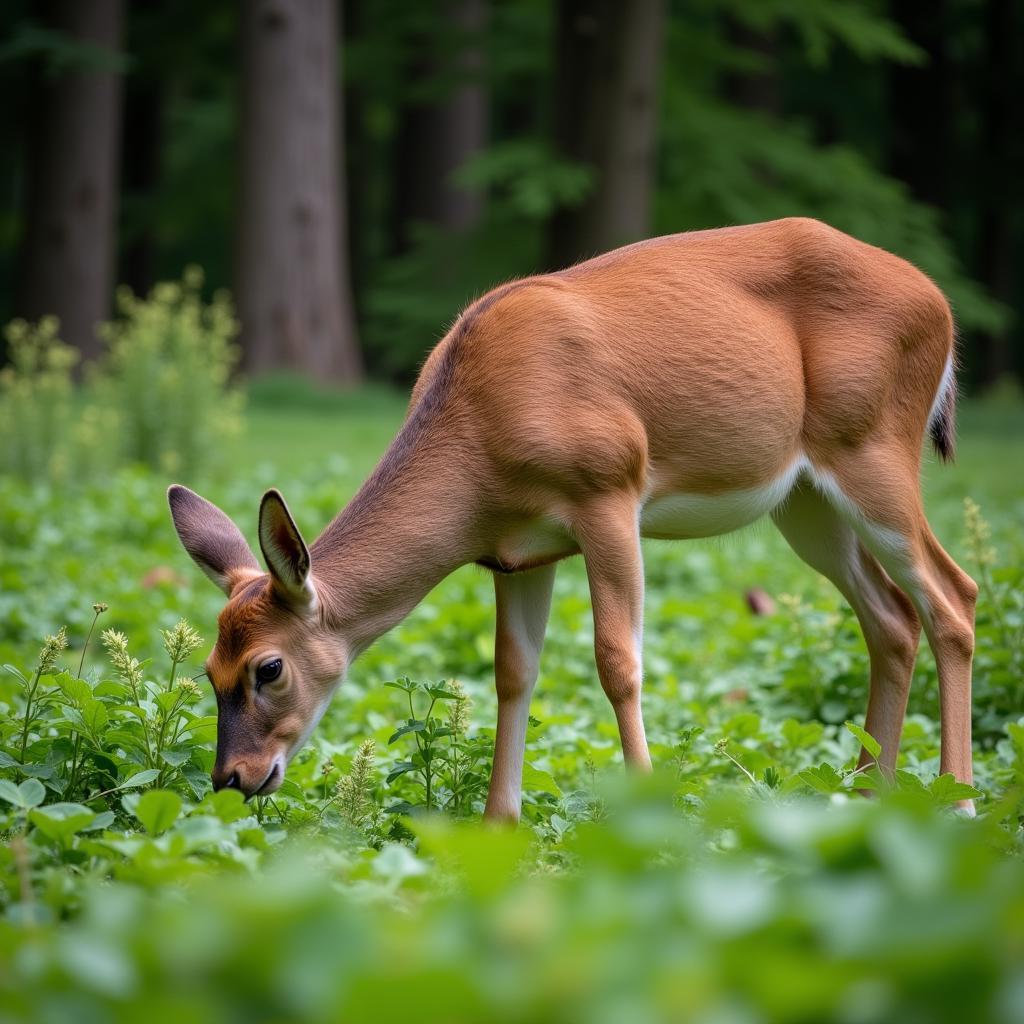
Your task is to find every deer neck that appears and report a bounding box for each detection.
[309,419,481,656]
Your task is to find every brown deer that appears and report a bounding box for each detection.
[168,217,977,821]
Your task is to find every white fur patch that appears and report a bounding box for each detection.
[804,467,908,561]
[640,457,808,540]
[803,463,930,621]
[927,353,955,433]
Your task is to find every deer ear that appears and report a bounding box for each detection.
[258,489,315,606]
[167,485,260,596]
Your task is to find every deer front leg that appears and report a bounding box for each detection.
[577,497,652,770]
[484,564,556,823]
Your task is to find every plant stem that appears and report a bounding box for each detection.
[67,733,83,796]
[11,833,34,925]
[166,655,180,692]
[18,666,44,766]
[77,607,103,679]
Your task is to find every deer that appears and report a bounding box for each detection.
[168,217,978,822]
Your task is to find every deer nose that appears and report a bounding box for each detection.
[211,765,242,792]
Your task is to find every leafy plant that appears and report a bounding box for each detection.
[0,612,211,816]
[0,317,112,482]
[383,677,492,816]
[1,396,1022,1021]
[90,267,243,475]
[0,269,243,485]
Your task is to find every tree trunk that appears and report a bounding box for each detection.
[546,0,665,270]
[237,0,362,382]
[18,0,124,363]
[390,0,488,255]
[342,0,368,314]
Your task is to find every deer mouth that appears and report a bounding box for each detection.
[253,759,283,797]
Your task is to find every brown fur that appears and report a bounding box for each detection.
[169,218,975,813]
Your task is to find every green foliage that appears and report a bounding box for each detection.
[0,617,210,814]
[351,0,1009,379]
[727,0,926,67]
[0,270,242,483]
[653,4,1006,335]
[90,267,243,475]
[0,316,103,482]
[383,677,492,815]
[0,398,1022,1020]
[2,787,1024,1022]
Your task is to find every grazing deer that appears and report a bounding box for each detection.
[169,217,977,821]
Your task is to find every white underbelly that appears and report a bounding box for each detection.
[640,458,805,540]
[492,458,808,566]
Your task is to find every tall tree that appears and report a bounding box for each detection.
[546,0,665,270]
[237,0,361,381]
[390,0,488,254]
[18,0,125,362]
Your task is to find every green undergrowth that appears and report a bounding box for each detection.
[0,396,1022,1022]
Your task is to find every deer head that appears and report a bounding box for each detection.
[167,485,346,798]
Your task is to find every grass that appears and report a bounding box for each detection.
[1,387,1022,1022]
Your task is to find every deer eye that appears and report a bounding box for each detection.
[255,658,283,688]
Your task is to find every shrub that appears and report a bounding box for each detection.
[0,317,80,482]
[90,267,243,475]
[0,268,243,484]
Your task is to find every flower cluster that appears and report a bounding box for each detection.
[101,629,145,699]
[447,680,471,740]
[37,627,68,675]
[336,739,377,828]
[963,497,996,569]
[162,619,204,665]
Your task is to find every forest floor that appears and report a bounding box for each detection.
[1,387,1022,1022]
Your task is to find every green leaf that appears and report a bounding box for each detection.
[120,769,161,790]
[388,720,425,745]
[386,761,418,784]
[0,778,24,806]
[201,788,250,824]
[58,674,92,707]
[844,721,882,759]
[134,789,182,834]
[425,685,457,700]
[521,762,562,797]
[18,778,45,808]
[797,763,844,795]
[160,749,192,767]
[929,774,981,806]
[85,698,111,733]
[30,802,96,844]
[85,810,115,831]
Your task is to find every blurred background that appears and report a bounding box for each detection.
[0,0,1022,391]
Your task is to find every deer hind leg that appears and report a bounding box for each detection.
[485,563,556,823]
[574,494,652,770]
[809,447,978,801]
[772,482,921,772]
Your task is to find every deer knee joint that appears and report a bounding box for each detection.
[595,637,642,705]
[884,613,921,669]
[494,645,539,703]
[934,614,975,661]
[958,572,979,612]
